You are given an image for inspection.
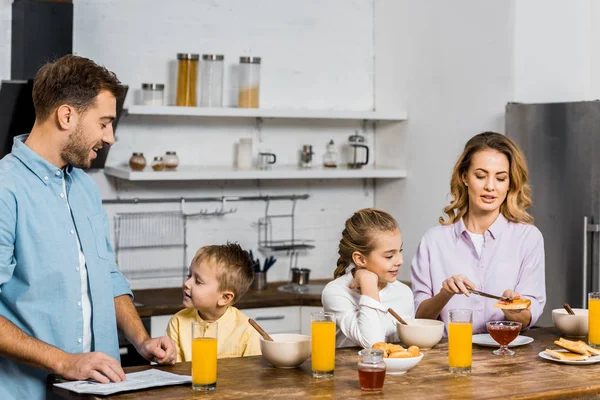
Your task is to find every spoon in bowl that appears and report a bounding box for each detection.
[388,308,408,325]
[249,318,274,341]
[563,303,575,315]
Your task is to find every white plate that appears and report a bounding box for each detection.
[472,333,534,348]
[539,350,600,365]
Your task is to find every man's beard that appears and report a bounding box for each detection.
[61,123,94,169]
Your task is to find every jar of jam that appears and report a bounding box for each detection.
[357,349,386,391]
[129,152,146,171]
[164,151,179,170]
[151,156,165,171]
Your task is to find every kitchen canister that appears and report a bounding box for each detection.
[200,54,224,107]
[176,53,199,107]
[141,83,165,106]
[238,56,261,108]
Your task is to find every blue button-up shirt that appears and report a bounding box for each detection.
[0,135,132,399]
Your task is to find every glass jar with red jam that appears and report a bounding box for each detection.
[357,348,386,391]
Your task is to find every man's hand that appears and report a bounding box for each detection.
[136,336,177,365]
[57,352,125,384]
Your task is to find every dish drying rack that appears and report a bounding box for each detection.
[257,196,315,253]
[106,194,310,283]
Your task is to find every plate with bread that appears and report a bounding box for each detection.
[372,342,423,375]
[540,337,600,365]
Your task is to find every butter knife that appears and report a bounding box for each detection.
[467,288,512,303]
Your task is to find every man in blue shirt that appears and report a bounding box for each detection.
[0,55,176,399]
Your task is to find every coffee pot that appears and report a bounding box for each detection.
[347,132,369,169]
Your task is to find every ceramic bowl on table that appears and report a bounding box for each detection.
[397,319,445,349]
[260,333,311,368]
[383,353,424,375]
[552,308,588,337]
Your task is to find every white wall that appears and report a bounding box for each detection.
[0,0,10,80]
[375,0,514,281]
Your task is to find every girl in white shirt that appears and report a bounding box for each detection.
[321,208,414,348]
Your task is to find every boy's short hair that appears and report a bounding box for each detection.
[192,243,254,303]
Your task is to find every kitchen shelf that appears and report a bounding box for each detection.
[125,105,407,121]
[104,165,408,181]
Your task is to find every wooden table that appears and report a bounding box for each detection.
[51,327,600,399]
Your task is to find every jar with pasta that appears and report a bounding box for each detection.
[238,56,261,108]
[176,53,199,107]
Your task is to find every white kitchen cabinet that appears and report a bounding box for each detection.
[300,306,324,336]
[243,306,301,334]
[150,315,173,337]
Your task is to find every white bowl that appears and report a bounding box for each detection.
[383,353,424,375]
[260,333,311,368]
[397,319,445,349]
[552,308,588,337]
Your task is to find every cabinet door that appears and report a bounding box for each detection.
[300,306,324,336]
[151,315,173,337]
[243,306,301,334]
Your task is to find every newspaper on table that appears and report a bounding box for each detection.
[53,369,192,395]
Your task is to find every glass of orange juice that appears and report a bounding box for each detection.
[589,292,600,348]
[311,312,336,378]
[448,309,472,374]
[192,321,218,391]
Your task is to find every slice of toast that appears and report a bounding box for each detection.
[577,340,600,356]
[545,348,589,361]
[554,338,590,356]
[494,298,532,310]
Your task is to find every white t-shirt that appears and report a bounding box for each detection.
[467,231,485,258]
[63,178,92,352]
[321,267,415,348]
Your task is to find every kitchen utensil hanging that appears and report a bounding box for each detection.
[257,197,315,252]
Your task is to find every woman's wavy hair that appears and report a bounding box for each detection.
[333,208,398,279]
[440,132,533,225]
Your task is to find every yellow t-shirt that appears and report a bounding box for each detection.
[166,306,261,362]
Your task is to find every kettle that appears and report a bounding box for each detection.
[347,133,369,169]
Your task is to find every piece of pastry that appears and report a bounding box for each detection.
[388,344,405,353]
[389,351,415,358]
[407,346,420,357]
[554,338,590,356]
[577,340,600,356]
[494,298,532,310]
[545,348,589,361]
[372,342,389,357]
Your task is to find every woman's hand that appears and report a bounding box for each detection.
[441,274,477,296]
[500,289,532,327]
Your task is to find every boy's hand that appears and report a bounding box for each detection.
[137,336,177,365]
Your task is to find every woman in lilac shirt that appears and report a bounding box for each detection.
[411,132,546,334]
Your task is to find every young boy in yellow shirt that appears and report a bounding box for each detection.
[166,243,261,361]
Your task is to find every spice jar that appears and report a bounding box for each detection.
[357,349,386,391]
[129,152,146,171]
[164,151,179,170]
[300,145,314,169]
[151,156,165,171]
[238,56,261,108]
[176,53,199,107]
[323,139,338,168]
[200,54,224,107]
[141,83,165,106]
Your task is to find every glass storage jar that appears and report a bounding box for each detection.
[357,349,386,391]
[238,56,261,108]
[323,139,338,168]
[200,54,224,107]
[151,156,165,171]
[164,151,179,170]
[129,152,146,171]
[141,83,165,106]
[176,53,199,107]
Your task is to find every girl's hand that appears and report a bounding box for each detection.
[441,274,477,296]
[349,268,379,290]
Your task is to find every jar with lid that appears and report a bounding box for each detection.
[141,83,165,106]
[357,349,386,391]
[323,139,338,168]
[164,151,179,170]
[151,156,165,171]
[238,56,261,108]
[300,145,314,169]
[129,152,146,171]
[176,53,199,107]
[200,54,224,107]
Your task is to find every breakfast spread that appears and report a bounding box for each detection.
[372,342,420,358]
[494,298,531,310]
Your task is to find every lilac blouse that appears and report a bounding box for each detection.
[411,214,546,334]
